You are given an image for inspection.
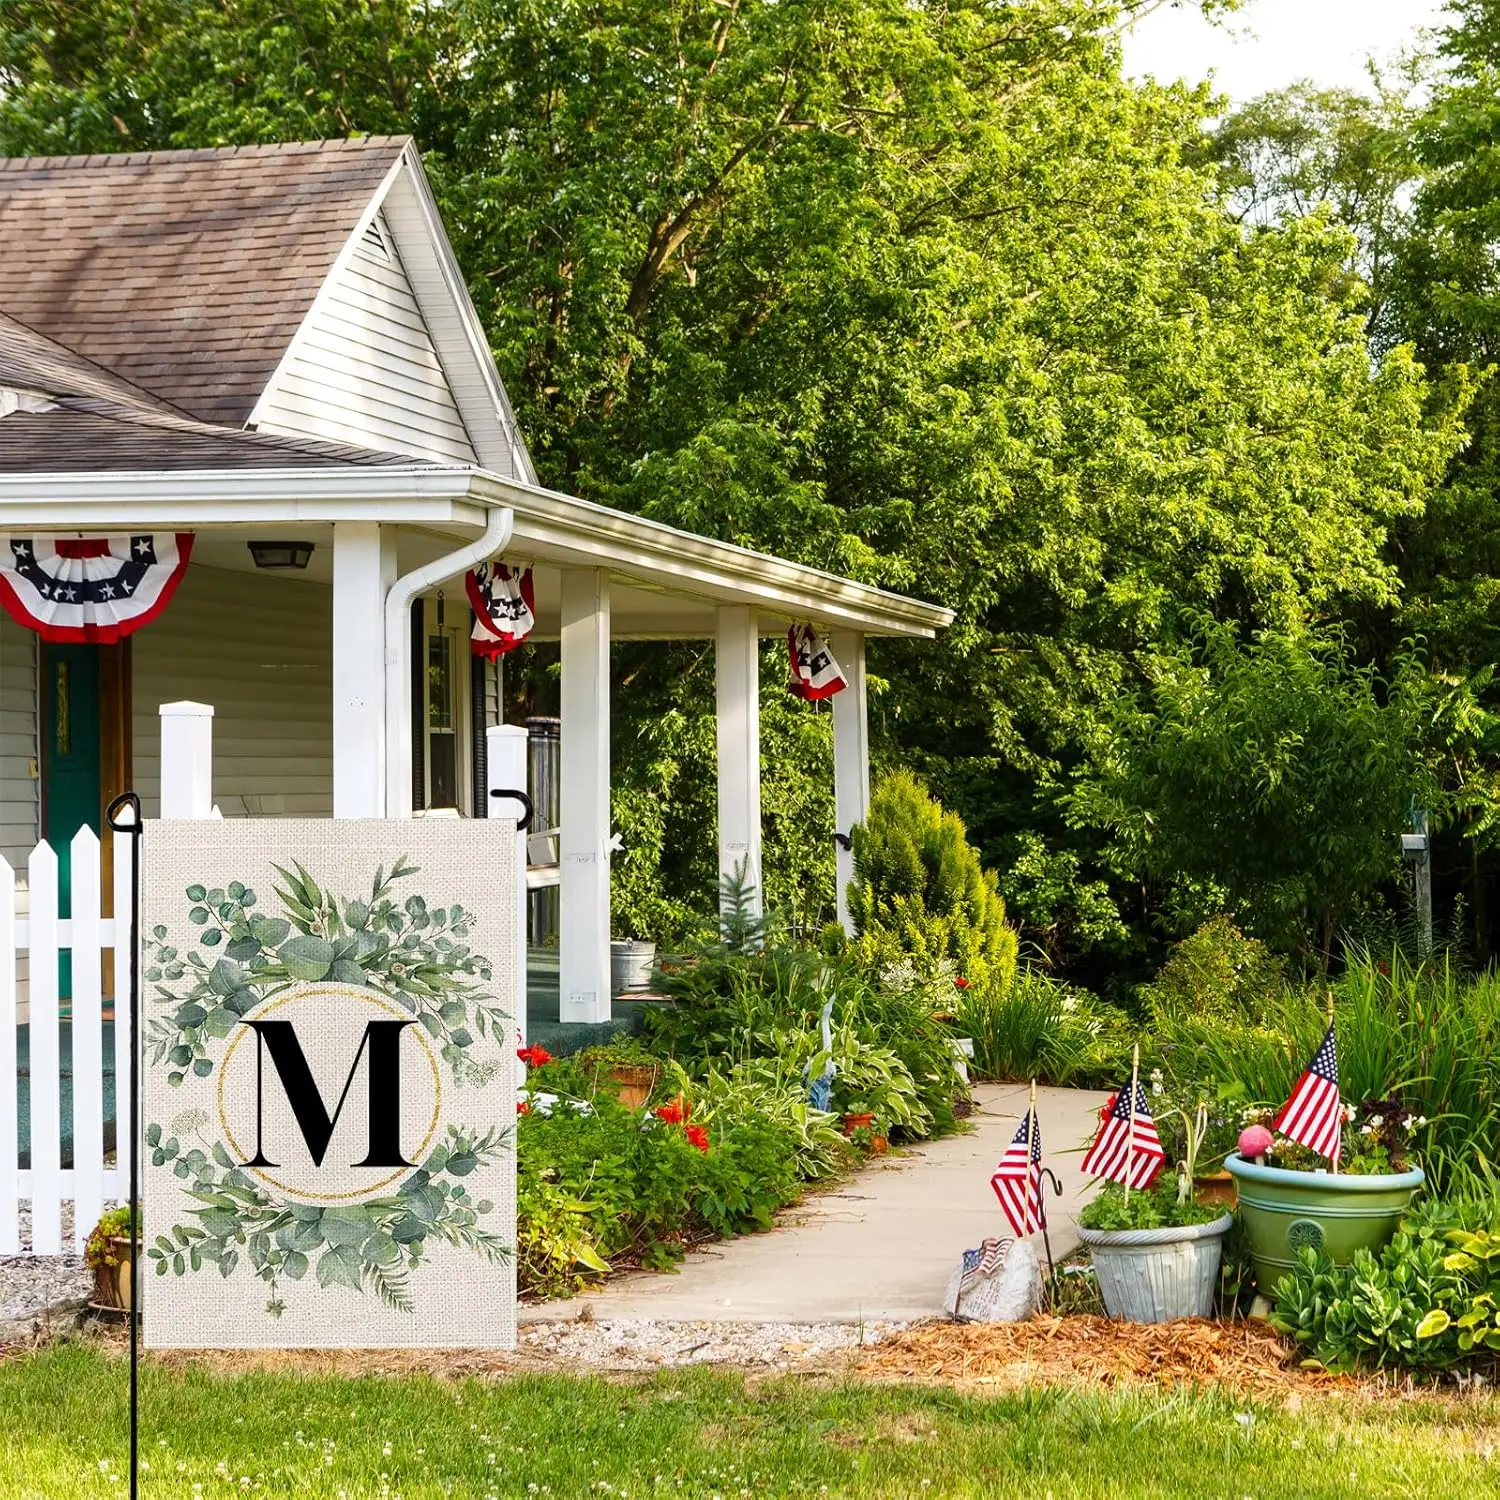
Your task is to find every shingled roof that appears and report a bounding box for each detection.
[0,138,408,427]
[0,308,425,472]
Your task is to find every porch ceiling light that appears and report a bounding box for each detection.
[248,540,314,569]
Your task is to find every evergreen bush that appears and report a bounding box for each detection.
[847,770,1018,990]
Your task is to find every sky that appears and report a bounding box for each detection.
[1121,0,1452,103]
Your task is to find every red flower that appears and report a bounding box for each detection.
[1377,960,1391,976]
[1099,1092,1117,1123]
[684,1124,710,1154]
[516,1100,531,1116]
[954,977,970,989]
[654,1100,685,1126]
[517,1044,553,1068]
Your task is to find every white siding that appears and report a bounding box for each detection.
[254,211,480,464]
[132,567,332,818]
[0,617,37,866]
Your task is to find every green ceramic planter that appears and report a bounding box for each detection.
[1224,1152,1424,1295]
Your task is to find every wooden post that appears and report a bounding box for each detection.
[831,630,869,933]
[1025,1078,1038,1234]
[1329,992,1339,1176]
[1125,1043,1140,1205]
[332,521,396,818]
[158,702,214,818]
[486,724,530,1063]
[715,606,763,922]
[559,569,612,1023]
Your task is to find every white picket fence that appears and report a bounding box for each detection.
[0,827,133,1256]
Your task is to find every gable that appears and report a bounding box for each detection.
[250,208,479,465]
[0,140,406,426]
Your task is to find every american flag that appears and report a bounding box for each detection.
[991,1109,1043,1235]
[1081,1080,1166,1188]
[958,1236,1013,1295]
[1273,1022,1342,1164]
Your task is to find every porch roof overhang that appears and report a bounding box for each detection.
[0,464,954,640]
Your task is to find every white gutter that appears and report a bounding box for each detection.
[384,503,514,817]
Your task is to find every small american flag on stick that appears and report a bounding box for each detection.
[1273,1021,1342,1165]
[958,1237,1013,1296]
[1081,1080,1166,1189]
[991,1108,1043,1236]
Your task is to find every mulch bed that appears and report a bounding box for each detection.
[858,1316,1352,1393]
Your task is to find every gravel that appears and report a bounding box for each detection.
[516,1317,911,1371]
[0,1205,92,1326]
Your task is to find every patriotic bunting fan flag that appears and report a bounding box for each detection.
[0,534,194,643]
[467,561,536,658]
[1273,1021,1343,1165]
[1081,1079,1166,1189]
[991,1109,1044,1236]
[787,624,847,702]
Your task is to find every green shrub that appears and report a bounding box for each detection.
[847,770,1017,991]
[1141,916,1287,1026]
[645,917,964,1140]
[954,969,1131,1087]
[1078,1180,1221,1232]
[1270,1202,1500,1372]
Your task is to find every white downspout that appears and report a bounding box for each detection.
[384,505,515,818]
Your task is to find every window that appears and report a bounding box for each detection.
[417,597,470,812]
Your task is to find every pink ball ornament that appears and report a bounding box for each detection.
[1239,1125,1273,1159]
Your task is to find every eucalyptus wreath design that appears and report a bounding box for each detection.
[145,1113,512,1314]
[145,856,514,1315]
[145,857,508,1088]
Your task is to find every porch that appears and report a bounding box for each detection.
[0,468,951,1033]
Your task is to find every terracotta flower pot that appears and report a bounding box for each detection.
[608,1062,658,1110]
[1192,1170,1237,1207]
[870,1134,889,1155]
[92,1235,135,1312]
[842,1112,874,1137]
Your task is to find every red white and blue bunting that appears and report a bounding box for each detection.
[466,561,536,659]
[0,534,194,644]
[787,623,847,702]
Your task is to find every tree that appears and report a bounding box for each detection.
[1067,620,1436,961]
[0,1,1464,963]
[848,769,1018,989]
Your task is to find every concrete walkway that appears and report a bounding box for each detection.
[522,1082,1109,1325]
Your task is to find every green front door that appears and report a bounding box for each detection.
[41,644,101,997]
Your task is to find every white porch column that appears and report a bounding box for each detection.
[158,701,214,818]
[486,724,530,1057]
[831,631,870,932]
[332,522,397,818]
[559,569,611,1023]
[715,606,762,918]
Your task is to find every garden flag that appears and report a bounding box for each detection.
[467,561,535,658]
[0,533,193,642]
[142,820,518,1349]
[1081,1080,1166,1189]
[958,1236,1014,1295]
[1273,1022,1343,1165]
[991,1109,1043,1235]
[787,623,847,701]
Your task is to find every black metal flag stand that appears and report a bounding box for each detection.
[105,793,142,1500]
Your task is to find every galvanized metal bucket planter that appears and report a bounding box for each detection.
[1224,1152,1424,1296]
[610,939,657,994]
[1077,1214,1234,1323]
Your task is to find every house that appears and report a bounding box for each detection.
[0,137,952,1028]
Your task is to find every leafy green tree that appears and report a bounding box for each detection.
[1067,620,1437,962]
[848,770,1017,989]
[0,0,1464,965]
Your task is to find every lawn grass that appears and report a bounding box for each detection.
[0,1344,1497,1497]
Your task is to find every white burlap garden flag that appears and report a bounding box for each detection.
[141,820,517,1349]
